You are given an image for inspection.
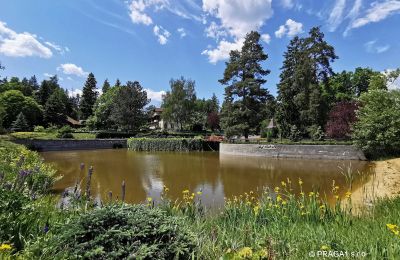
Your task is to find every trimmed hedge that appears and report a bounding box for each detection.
[127,138,219,152]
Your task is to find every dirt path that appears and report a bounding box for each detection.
[351,158,400,209]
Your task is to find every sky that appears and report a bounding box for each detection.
[0,0,399,105]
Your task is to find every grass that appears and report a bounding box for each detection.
[0,140,399,259]
[225,138,353,145]
[8,132,96,140]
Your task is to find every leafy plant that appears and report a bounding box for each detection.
[288,125,302,142]
[128,138,217,152]
[41,205,196,259]
[56,125,73,139]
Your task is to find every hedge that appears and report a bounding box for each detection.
[95,131,137,139]
[127,138,219,152]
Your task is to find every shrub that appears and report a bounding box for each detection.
[42,205,196,259]
[128,138,218,152]
[326,101,358,139]
[11,112,30,132]
[57,125,73,139]
[307,125,325,141]
[288,125,302,142]
[352,89,400,157]
[33,125,45,132]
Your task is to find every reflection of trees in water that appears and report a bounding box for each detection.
[44,150,373,207]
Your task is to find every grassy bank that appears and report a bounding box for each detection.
[9,131,96,140]
[0,140,399,259]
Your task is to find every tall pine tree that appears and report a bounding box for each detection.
[276,27,337,137]
[219,31,271,140]
[102,79,111,94]
[80,73,97,119]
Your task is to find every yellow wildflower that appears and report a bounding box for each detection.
[253,205,260,215]
[197,191,202,196]
[309,192,315,197]
[0,244,12,251]
[182,189,189,194]
[281,181,287,187]
[345,191,352,199]
[282,200,287,206]
[387,224,397,230]
[320,245,330,250]
[300,191,304,196]
[276,195,282,202]
[335,195,339,200]
[147,197,152,202]
[238,247,253,258]
[274,186,280,193]
[298,178,303,186]
[226,248,232,254]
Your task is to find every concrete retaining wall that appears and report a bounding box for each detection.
[220,143,366,160]
[12,139,127,152]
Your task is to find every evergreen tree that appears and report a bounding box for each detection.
[11,112,29,132]
[28,75,39,91]
[219,31,271,140]
[45,88,67,126]
[110,81,149,131]
[102,79,111,94]
[80,73,97,119]
[115,79,121,87]
[276,27,337,137]
[36,75,59,105]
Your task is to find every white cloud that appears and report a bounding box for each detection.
[204,21,228,40]
[202,0,273,39]
[364,40,390,53]
[0,21,52,58]
[43,73,55,78]
[68,88,83,97]
[281,0,294,9]
[261,33,271,44]
[275,25,287,38]
[201,38,244,64]
[343,0,363,35]
[349,0,400,30]
[275,19,303,38]
[44,41,69,55]
[153,25,171,44]
[201,0,273,63]
[58,63,89,77]
[177,27,186,38]
[128,0,168,25]
[328,0,347,32]
[145,88,166,102]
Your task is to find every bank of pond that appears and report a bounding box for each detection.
[0,140,399,259]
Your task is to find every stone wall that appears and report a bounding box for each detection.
[220,143,366,160]
[12,139,127,152]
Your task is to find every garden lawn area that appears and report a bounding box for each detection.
[0,140,399,259]
[9,131,96,140]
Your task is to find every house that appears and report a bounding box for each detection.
[149,108,180,130]
[66,116,82,128]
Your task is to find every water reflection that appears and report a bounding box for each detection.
[42,149,372,208]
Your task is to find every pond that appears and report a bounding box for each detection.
[42,149,372,208]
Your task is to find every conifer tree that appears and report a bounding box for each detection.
[11,112,29,132]
[80,73,97,119]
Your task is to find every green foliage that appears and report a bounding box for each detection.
[102,78,111,94]
[352,89,400,157]
[128,138,216,151]
[33,125,45,132]
[56,125,74,139]
[162,77,197,130]
[44,88,67,126]
[11,112,29,132]
[307,124,324,141]
[276,27,337,137]
[89,86,120,130]
[219,31,271,139]
[0,90,43,129]
[289,125,302,142]
[80,72,98,119]
[110,81,149,131]
[352,67,376,96]
[41,205,196,259]
[35,75,59,106]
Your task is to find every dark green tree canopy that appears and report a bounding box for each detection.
[80,72,98,119]
[44,88,67,126]
[102,79,111,94]
[219,31,271,139]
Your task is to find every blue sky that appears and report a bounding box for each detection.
[0,0,399,105]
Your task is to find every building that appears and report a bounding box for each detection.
[149,108,180,130]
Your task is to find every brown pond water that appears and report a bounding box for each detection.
[42,149,373,208]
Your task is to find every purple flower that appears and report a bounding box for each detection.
[19,170,32,178]
[43,223,49,233]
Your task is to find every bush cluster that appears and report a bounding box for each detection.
[128,138,218,152]
[41,205,196,259]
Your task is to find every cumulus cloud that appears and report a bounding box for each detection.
[43,73,55,78]
[202,0,273,39]
[364,40,390,53]
[177,28,186,38]
[57,63,89,77]
[201,0,273,63]
[204,21,228,40]
[275,19,303,38]
[145,88,166,102]
[128,0,168,25]
[281,0,295,9]
[261,33,271,44]
[68,88,83,97]
[153,25,171,44]
[201,38,244,64]
[0,21,52,58]
[328,0,347,32]
[349,0,400,30]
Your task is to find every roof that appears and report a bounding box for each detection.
[67,116,81,126]
[154,108,164,112]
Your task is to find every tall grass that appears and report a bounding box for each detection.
[127,137,218,152]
